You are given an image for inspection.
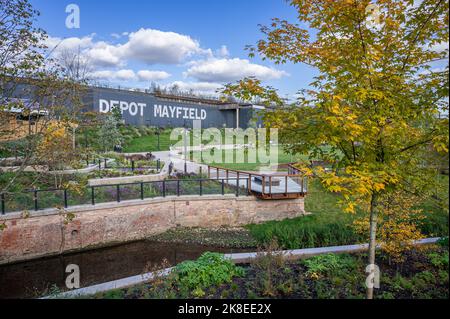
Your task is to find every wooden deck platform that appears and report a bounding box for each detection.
[207,165,307,200]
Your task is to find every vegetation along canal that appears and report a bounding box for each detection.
[0,240,251,299]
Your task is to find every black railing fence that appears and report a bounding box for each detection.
[0,178,250,215]
[86,157,162,172]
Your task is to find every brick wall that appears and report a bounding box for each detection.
[0,195,305,265]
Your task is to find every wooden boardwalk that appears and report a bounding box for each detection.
[207,164,307,200]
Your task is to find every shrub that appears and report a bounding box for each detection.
[173,252,245,293]
[247,213,362,249]
[436,236,449,249]
[301,253,357,278]
[428,251,449,270]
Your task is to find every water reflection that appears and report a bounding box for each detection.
[0,241,249,299]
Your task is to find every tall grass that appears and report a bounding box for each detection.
[247,179,449,249]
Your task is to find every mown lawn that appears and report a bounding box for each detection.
[190,147,310,171]
[123,130,174,153]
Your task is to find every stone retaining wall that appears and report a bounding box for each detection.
[88,160,169,186]
[0,195,305,265]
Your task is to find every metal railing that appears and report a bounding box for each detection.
[0,178,250,215]
[86,157,162,172]
[206,165,308,197]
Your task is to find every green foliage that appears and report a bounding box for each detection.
[427,251,449,270]
[247,213,361,249]
[436,237,449,249]
[102,289,124,299]
[98,114,123,152]
[247,179,448,249]
[173,252,245,292]
[301,254,357,277]
[123,129,173,152]
[0,139,30,158]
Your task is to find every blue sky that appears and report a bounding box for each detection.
[29,0,317,100]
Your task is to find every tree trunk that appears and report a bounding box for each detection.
[366,192,379,299]
[72,127,76,150]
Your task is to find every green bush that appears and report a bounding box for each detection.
[173,252,245,293]
[247,213,362,249]
[428,251,449,270]
[436,236,449,249]
[301,253,357,277]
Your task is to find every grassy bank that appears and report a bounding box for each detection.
[246,178,449,249]
[122,129,174,153]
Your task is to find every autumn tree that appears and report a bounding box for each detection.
[0,0,88,192]
[36,123,76,188]
[222,0,449,299]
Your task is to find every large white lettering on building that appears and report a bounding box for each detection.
[154,104,207,120]
[99,99,147,117]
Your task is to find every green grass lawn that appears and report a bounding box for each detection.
[190,147,310,171]
[123,130,174,153]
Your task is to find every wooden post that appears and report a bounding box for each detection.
[269,176,272,195]
[285,176,288,195]
[262,176,265,195]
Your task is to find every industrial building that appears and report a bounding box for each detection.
[2,82,265,132]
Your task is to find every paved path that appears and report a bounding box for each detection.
[152,150,208,175]
[128,151,307,194]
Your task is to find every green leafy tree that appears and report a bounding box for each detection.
[222,0,449,299]
[98,107,123,152]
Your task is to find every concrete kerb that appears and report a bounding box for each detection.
[42,237,442,299]
[43,267,174,299]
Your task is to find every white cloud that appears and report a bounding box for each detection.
[44,35,95,52]
[137,70,171,81]
[184,58,289,82]
[45,28,203,67]
[120,28,202,64]
[166,81,223,95]
[92,69,171,82]
[216,45,230,57]
[92,69,136,81]
[86,41,124,67]
[428,42,449,53]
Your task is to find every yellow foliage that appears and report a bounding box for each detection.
[353,191,425,262]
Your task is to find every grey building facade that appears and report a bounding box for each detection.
[88,86,263,129]
[2,82,265,129]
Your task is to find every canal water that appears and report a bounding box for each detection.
[0,241,250,299]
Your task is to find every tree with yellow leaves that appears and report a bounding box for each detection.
[221,0,449,299]
[37,123,76,188]
[353,190,425,264]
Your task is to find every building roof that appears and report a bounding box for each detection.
[0,97,48,116]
